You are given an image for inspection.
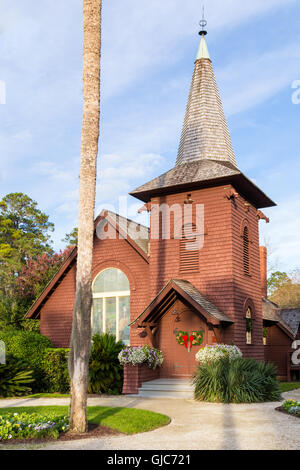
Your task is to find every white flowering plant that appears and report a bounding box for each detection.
[195,344,242,363]
[118,345,164,369]
[0,411,69,441]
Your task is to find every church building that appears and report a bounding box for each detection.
[26,27,299,388]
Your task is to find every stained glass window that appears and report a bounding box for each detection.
[92,268,130,344]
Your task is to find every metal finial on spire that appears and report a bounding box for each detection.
[199,6,207,36]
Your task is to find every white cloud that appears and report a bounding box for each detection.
[101,0,297,99]
[0,0,299,260]
[218,42,300,116]
[33,160,78,183]
[96,152,165,209]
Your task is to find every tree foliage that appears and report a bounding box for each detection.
[268,270,300,308]
[17,248,73,300]
[0,193,54,267]
[62,227,78,247]
[88,333,124,395]
[0,193,72,329]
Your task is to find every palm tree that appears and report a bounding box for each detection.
[68,0,102,433]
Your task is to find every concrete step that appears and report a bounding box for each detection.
[140,383,193,391]
[137,378,194,399]
[138,389,194,399]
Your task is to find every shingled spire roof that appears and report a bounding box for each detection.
[130,24,276,210]
[176,34,237,167]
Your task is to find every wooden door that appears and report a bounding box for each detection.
[158,306,207,378]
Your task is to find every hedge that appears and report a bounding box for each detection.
[0,330,52,392]
[42,348,70,393]
[0,330,70,394]
[0,330,129,396]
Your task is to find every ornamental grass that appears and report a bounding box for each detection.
[193,357,281,403]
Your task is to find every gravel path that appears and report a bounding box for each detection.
[1,390,299,450]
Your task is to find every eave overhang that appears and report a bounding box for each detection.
[130,172,276,209]
[130,279,233,328]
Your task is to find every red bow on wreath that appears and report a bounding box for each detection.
[181,334,188,349]
[175,330,203,352]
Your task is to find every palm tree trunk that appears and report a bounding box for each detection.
[69,0,102,433]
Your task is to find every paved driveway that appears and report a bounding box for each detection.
[0,390,299,450]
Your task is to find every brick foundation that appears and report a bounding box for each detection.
[122,364,159,394]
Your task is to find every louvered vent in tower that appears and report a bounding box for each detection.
[243,226,250,275]
[180,223,199,273]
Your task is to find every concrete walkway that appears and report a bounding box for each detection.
[0,390,299,450]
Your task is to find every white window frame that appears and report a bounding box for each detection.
[246,307,252,345]
[92,269,130,342]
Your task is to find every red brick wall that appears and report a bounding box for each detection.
[40,264,76,347]
[259,246,268,298]
[122,364,159,394]
[149,184,264,360]
[40,234,150,347]
[231,192,264,360]
[264,325,292,379]
[40,183,265,365]
[149,187,233,311]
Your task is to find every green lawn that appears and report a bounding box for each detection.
[0,406,170,435]
[25,393,70,399]
[1,393,70,400]
[279,382,300,393]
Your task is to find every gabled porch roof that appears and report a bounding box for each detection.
[130,279,233,327]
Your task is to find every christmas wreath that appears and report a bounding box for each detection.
[191,330,204,346]
[176,331,189,347]
[175,330,203,350]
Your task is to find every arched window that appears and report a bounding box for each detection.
[92,268,130,344]
[243,226,250,275]
[246,307,252,344]
[180,223,199,272]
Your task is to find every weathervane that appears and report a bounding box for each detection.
[199,6,207,36]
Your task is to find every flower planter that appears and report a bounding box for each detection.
[122,363,159,395]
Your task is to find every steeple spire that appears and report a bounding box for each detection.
[176,17,237,168]
[196,35,210,60]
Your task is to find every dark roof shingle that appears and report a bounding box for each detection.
[279,308,300,337]
[262,298,298,338]
[173,279,233,323]
[130,160,276,208]
[131,278,233,326]
[131,160,238,195]
[105,210,149,255]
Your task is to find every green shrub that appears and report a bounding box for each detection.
[88,333,124,395]
[42,348,70,393]
[0,329,52,392]
[0,411,69,440]
[193,357,281,403]
[0,356,34,397]
[21,319,40,332]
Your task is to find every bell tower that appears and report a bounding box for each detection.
[130,20,275,359]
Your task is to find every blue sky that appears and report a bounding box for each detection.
[0,0,300,273]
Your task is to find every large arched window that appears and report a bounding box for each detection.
[92,268,130,344]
